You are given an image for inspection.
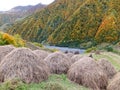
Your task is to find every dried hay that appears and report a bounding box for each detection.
[98,58,117,79]
[95,50,101,55]
[66,53,74,58]
[33,49,50,60]
[67,57,108,90]
[71,55,83,63]
[0,48,50,83]
[0,45,15,62]
[107,72,120,90]
[44,52,71,74]
[74,51,80,54]
[64,50,68,53]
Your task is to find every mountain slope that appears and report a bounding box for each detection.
[0,3,46,27]
[7,0,120,48]
[8,3,46,15]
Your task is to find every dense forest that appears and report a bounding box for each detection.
[7,0,120,48]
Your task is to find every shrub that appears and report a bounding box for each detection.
[0,32,25,47]
[14,34,25,47]
[2,33,16,45]
[105,46,113,52]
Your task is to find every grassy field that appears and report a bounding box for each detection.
[0,51,120,90]
[0,74,88,90]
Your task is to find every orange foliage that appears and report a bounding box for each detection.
[2,33,16,45]
[95,13,118,43]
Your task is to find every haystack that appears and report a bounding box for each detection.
[33,49,50,60]
[71,55,82,63]
[0,48,50,83]
[67,57,108,90]
[44,52,71,74]
[74,51,79,54]
[66,53,74,58]
[98,58,117,79]
[0,45,15,62]
[107,72,120,90]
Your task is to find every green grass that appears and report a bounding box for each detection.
[32,42,44,48]
[28,74,88,90]
[0,74,88,90]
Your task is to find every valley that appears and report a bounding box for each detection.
[0,0,120,90]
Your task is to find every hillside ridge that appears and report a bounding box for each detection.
[6,0,120,48]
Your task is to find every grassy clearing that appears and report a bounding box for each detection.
[0,74,88,90]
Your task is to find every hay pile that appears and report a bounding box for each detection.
[44,52,71,74]
[71,55,82,63]
[33,49,50,60]
[98,58,117,79]
[0,48,50,83]
[107,72,120,90]
[0,45,15,62]
[67,57,108,90]
[66,53,74,58]
[95,50,101,55]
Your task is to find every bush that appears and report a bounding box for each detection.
[105,46,113,52]
[2,33,16,45]
[0,32,25,47]
[14,34,25,47]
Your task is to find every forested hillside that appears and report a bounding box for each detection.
[7,0,120,48]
